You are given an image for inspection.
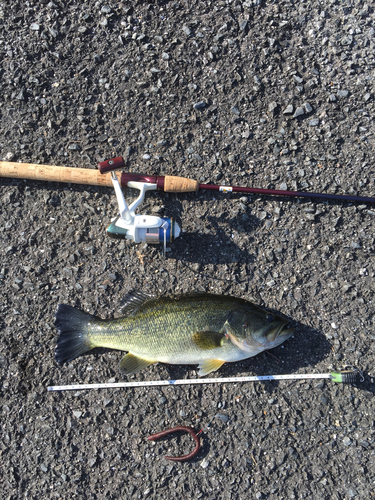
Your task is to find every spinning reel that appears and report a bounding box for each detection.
[98,157,181,257]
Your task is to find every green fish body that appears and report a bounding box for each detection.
[55,292,293,376]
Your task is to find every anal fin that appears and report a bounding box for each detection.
[120,353,155,375]
[198,359,226,377]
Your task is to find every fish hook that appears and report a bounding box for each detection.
[147,425,201,462]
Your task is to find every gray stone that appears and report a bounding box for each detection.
[268,101,278,113]
[293,75,304,84]
[216,413,229,423]
[293,107,304,118]
[193,101,206,109]
[283,104,294,114]
[240,20,248,31]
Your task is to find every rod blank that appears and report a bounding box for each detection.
[121,173,375,204]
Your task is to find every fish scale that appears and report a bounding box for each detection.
[86,296,238,363]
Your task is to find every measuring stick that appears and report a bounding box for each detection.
[47,371,361,392]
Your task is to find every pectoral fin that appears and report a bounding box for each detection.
[192,331,226,350]
[119,353,156,375]
[198,359,226,377]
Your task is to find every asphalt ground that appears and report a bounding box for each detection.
[1,1,375,499]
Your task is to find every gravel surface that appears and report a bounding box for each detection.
[1,1,375,499]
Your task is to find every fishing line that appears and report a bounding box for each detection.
[47,367,364,392]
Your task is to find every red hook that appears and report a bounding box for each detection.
[147,425,201,462]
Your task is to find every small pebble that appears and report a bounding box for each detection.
[268,101,278,113]
[200,458,210,468]
[240,20,248,31]
[293,107,304,118]
[193,101,206,110]
[283,104,294,114]
[216,413,229,423]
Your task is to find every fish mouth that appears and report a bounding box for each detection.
[267,321,294,344]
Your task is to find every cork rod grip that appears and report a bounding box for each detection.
[163,175,199,193]
[0,161,120,187]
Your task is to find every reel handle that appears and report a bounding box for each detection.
[98,156,126,174]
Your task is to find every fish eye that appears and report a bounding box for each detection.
[243,322,248,332]
[266,314,274,322]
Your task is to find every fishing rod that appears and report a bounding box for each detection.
[1,158,375,203]
[2,158,374,255]
[47,367,364,392]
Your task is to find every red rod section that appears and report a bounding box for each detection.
[120,173,375,204]
[198,184,375,203]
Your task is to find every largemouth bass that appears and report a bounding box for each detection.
[55,292,293,376]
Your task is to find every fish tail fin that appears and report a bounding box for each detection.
[55,304,97,365]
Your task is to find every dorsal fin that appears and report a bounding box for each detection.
[119,291,155,316]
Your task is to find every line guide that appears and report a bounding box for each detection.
[47,368,363,392]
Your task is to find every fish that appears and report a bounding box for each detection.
[54,292,294,376]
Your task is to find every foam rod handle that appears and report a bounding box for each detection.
[163,175,199,192]
[0,161,120,187]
